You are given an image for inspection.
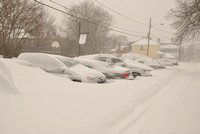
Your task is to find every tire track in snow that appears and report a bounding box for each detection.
[101,68,178,133]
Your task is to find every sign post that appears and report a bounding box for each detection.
[79,34,87,45]
[78,22,89,56]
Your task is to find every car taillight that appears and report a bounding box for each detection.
[122,73,129,77]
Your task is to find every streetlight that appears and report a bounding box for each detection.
[147,18,164,56]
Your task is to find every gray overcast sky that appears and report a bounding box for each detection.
[42,0,176,42]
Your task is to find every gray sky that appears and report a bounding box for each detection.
[42,0,176,42]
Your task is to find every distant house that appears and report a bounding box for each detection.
[160,43,179,59]
[131,38,163,59]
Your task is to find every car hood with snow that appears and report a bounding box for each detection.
[51,55,106,83]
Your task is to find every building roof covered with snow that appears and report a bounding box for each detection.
[131,38,160,46]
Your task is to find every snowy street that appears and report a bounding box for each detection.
[0,60,200,134]
[1,0,200,134]
[121,63,200,134]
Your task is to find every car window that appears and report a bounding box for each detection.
[96,57,108,62]
[111,58,123,63]
[20,54,63,71]
[57,57,79,68]
[138,60,144,64]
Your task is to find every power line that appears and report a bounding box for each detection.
[94,0,148,25]
[49,0,77,14]
[49,0,147,35]
[152,28,172,40]
[110,25,147,34]
[151,33,172,42]
[152,26,174,35]
[34,0,145,38]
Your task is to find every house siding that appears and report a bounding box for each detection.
[132,45,160,58]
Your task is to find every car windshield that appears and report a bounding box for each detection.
[111,58,123,63]
[96,57,108,62]
[57,57,79,68]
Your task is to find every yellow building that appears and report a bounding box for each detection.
[131,39,163,59]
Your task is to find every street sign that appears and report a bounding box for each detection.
[79,34,87,45]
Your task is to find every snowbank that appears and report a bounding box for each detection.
[1,59,199,134]
[0,59,19,94]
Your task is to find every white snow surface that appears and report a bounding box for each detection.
[0,58,200,134]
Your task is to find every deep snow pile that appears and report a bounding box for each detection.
[0,59,199,134]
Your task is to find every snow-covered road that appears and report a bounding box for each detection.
[0,59,200,134]
[116,63,200,134]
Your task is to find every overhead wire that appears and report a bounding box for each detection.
[151,33,171,42]
[34,0,146,38]
[151,27,172,40]
[93,0,175,41]
[93,0,148,25]
[152,26,174,35]
[49,0,147,35]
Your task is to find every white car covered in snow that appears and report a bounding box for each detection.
[79,54,152,77]
[18,53,106,83]
[122,53,165,70]
[136,58,165,70]
[51,55,106,83]
[18,53,82,82]
[156,59,173,67]
[123,59,154,77]
[77,58,133,80]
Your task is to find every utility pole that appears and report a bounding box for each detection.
[78,22,81,56]
[147,18,152,57]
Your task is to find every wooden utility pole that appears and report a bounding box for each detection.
[78,22,81,56]
[147,18,152,57]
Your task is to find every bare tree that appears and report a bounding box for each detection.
[0,0,48,58]
[109,34,129,48]
[62,0,114,56]
[166,0,200,41]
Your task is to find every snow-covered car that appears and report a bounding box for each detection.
[136,58,165,70]
[123,59,154,77]
[18,53,82,82]
[156,59,173,67]
[77,58,133,80]
[79,54,150,78]
[170,59,178,65]
[51,55,107,83]
[122,52,152,61]
[122,52,166,69]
